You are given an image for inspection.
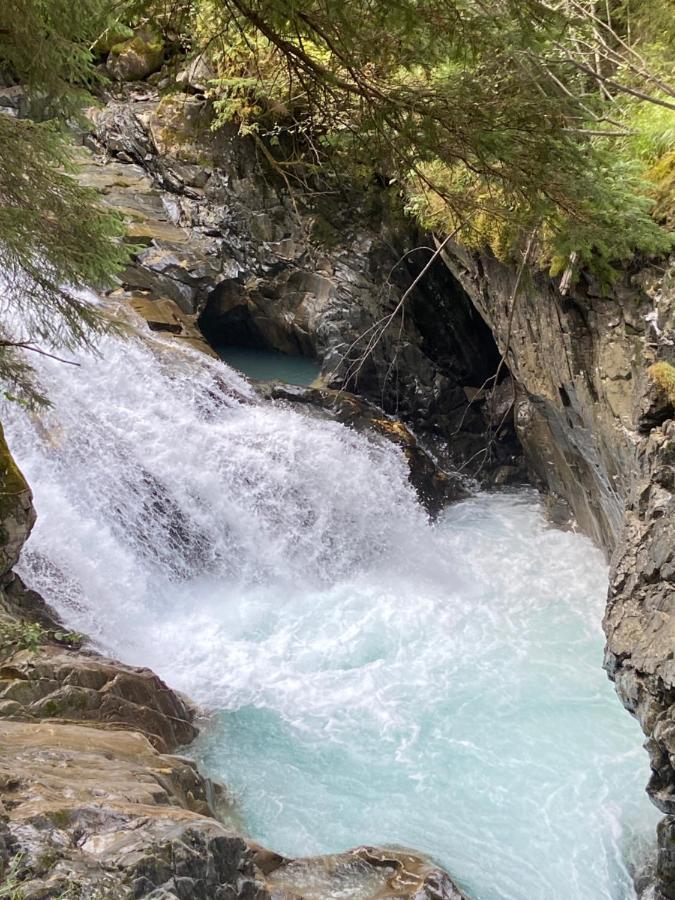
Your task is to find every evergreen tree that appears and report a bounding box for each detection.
[193,0,674,278]
[0,0,128,405]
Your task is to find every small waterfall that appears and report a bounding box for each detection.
[2,302,659,900]
[3,303,425,659]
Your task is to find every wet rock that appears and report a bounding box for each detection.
[265,383,468,513]
[263,846,469,899]
[604,420,675,828]
[0,718,468,899]
[0,720,261,900]
[0,424,35,577]
[441,242,675,896]
[0,645,197,753]
[0,575,196,753]
[86,88,518,480]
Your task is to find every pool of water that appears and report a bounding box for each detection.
[4,313,658,900]
[191,495,658,900]
[215,346,321,386]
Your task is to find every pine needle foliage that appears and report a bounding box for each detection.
[186,0,673,280]
[0,1,130,405]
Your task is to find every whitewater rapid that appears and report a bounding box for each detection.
[2,310,658,900]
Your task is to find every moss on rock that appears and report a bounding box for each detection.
[648,151,675,228]
[649,360,675,405]
[0,422,35,576]
[107,28,164,82]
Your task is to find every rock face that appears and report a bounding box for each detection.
[0,720,265,900]
[86,86,521,479]
[439,243,669,551]
[605,419,675,899]
[0,715,466,900]
[0,423,35,577]
[441,242,675,897]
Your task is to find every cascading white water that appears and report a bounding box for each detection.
[3,306,659,900]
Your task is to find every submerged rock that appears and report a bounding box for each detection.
[262,846,468,899]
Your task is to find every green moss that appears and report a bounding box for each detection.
[152,95,214,164]
[648,361,675,403]
[0,422,29,520]
[647,151,675,227]
[46,808,72,829]
[93,23,134,55]
[39,698,63,717]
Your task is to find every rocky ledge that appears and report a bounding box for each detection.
[0,716,465,899]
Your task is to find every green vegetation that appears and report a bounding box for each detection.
[0,615,82,659]
[0,0,672,403]
[0,617,45,656]
[0,1,129,405]
[0,421,28,519]
[648,360,675,403]
[185,0,674,280]
[0,853,26,900]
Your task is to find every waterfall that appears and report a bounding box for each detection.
[2,303,659,900]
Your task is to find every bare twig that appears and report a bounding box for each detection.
[0,341,80,366]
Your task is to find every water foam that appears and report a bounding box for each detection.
[2,309,658,900]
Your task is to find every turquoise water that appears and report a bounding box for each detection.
[216,346,321,385]
[5,313,658,900]
[191,495,658,900]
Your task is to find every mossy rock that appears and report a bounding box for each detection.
[93,22,134,56]
[648,151,675,228]
[649,360,675,404]
[148,94,215,164]
[0,422,35,576]
[107,28,164,82]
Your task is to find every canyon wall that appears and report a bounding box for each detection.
[440,244,675,897]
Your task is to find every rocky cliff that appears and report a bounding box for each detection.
[84,83,520,481]
[439,243,675,898]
